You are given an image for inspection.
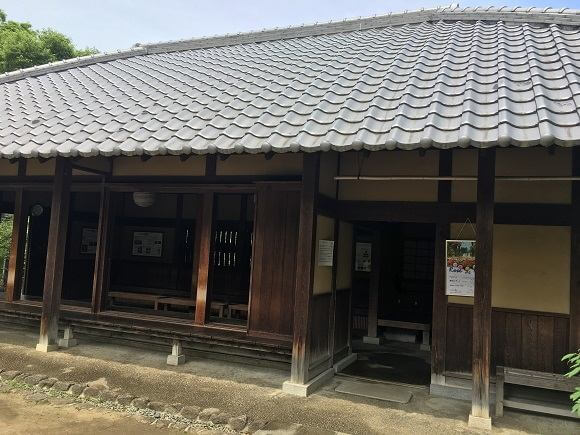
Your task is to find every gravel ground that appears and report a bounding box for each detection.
[0,322,578,434]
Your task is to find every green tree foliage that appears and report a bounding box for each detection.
[0,9,98,73]
[0,214,13,261]
[562,350,580,416]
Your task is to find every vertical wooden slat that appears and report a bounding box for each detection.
[521,314,539,371]
[91,185,115,313]
[328,216,340,361]
[431,149,452,382]
[504,312,522,368]
[366,230,381,340]
[195,192,214,325]
[5,189,26,302]
[570,147,579,351]
[554,316,570,373]
[37,157,72,351]
[205,154,217,178]
[491,310,506,374]
[537,316,554,372]
[471,148,495,420]
[290,153,319,384]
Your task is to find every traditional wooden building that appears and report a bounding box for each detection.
[0,5,579,428]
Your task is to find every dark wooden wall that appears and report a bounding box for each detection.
[446,304,570,375]
[248,188,300,339]
[333,288,351,357]
[309,293,332,367]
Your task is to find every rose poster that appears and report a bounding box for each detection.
[445,240,476,297]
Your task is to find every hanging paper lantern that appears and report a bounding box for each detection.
[133,191,156,208]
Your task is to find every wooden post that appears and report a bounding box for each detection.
[469,148,495,429]
[289,153,319,385]
[5,189,27,303]
[91,185,114,314]
[36,157,72,352]
[363,230,381,344]
[194,192,214,325]
[431,150,452,385]
[571,148,579,351]
[6,160,27,302]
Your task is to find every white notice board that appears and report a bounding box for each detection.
[318,240,334,267]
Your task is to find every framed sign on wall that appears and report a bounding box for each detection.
[132,231,164,258]
[355,242,372,272]
[445,240,476,297]
[80,227,98,254]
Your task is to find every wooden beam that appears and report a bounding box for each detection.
[290,152,319,384]
[205,154,217,177]
[365,230,381,342]
[571,148,580,351]
[431,149,452,384]
[37,157,72,352]
[194,192,214,325]
[5,189,27,302]
[471,148,495,422]
[91,185,115,314]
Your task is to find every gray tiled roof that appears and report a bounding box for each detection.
[2,5,580,159]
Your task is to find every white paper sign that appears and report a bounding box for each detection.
[355,242,372,272]
[80,228,97,254]
[445,240,476,297]
[132,231,163,257]
[318,240,334,267]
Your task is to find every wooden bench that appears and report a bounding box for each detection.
[227,303,249,319]
[496,366,580,419]
[156,297,226,318]
[377,319,431,350]
[108,291,161,309]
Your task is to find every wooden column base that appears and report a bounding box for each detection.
[468,414,492,431]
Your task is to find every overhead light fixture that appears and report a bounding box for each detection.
[133,192,156,208]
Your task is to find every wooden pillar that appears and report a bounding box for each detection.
[37,157,72,352]
[469,148,495,428]
[363,230,381,344]
[91,185,114,314]
[194,191,214,325]
[571,148,580,351]
[6,159,27,303]
[289,153,319,385]
[5,189,27,302]
[431,150,452,384]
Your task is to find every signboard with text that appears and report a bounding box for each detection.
[445,240,476,297]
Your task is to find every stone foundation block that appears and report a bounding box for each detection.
[23,374,48,386]
[1,370,22,381]
[69,383,87,396]
[116,393,135,406]
[38,378,58,389]
[131,396,150,409]
[82,386,102,399]
[53,381,73,392]
[468,414,492,431]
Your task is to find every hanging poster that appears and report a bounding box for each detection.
[132,231,164,257]
[355,242,372,272]
[318,240,335,266]
[80,227,97,254]
[445,240,476,297]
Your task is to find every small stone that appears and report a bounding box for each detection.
[244,419,267,434]
[27,392,48,404]
[152,420,166,429]
[198,407,220,421]
[180,405,202,420]
[100,390,118,402]
[211,412,231,425]
[53,381,73,391]
[49,397,75,406]
[0,370,22,380]
[168,422,188,430]
[0,384,13,393]
[164,404,180,414]
[131,396,150,409]
[134,414,155,425]
[147,401,166,412]
[69,383,87,396]
[116,393,135,406]
[228,415,248,431]
[23,374,48,386]
[37,378,58,389]
[82,386,101,399]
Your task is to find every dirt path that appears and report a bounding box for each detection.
[0,393,173,435]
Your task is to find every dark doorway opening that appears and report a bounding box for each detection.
[346,222,435,386]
